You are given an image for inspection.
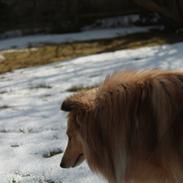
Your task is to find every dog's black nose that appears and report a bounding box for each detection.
[60,161,66,168]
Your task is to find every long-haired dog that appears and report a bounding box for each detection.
[60,70,183,183]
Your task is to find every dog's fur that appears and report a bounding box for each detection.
[61,70,183,183]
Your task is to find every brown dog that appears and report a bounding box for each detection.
[60,70,183,183]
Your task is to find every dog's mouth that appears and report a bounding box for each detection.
[72,153,84,167]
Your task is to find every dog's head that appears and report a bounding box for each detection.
[60,112,85,168]
[60,89,96,168]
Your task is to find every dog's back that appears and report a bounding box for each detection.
[99,70,183,182]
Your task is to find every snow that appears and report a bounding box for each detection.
[82,15,140,31]
[0,26,153,51]
[0,35,183,183]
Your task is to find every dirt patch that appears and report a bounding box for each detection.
[66,85,97,92]
[29,84,52,90]
[11,144,20,148]
[43,148,63,158]
[0,90,8,94]
[0,105,11,110]
[1,30,183,74]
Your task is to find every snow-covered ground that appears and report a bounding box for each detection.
[0,26,154,51]
[0,35,183,182]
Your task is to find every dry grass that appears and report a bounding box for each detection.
[0,31,183,74]
[66,85,97,92]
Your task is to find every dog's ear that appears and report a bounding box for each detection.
[61,89,97,112]
[61,98,86,111]
[61,97,93,112]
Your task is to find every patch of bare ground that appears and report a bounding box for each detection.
[0,31,183,74]
[66,84,97,92]
[42,148,63,158]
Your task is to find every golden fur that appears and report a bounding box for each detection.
[61,70,183,183]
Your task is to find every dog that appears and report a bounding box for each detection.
[60,70,183,183]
